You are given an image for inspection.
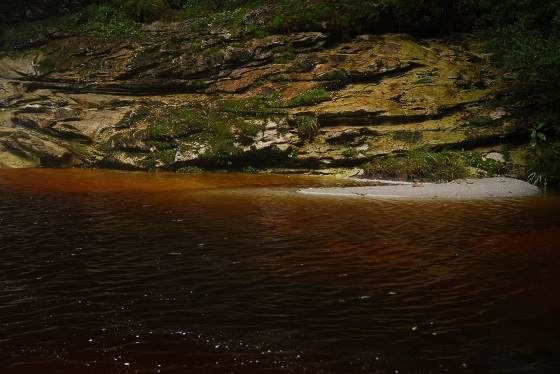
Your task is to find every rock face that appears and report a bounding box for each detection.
[0,22,524,172]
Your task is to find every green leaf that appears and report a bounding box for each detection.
[414,78,433,84]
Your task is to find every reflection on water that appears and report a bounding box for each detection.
[1,169,560,373]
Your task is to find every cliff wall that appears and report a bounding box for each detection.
[0,20,526,176]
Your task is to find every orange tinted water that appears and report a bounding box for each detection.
[1,169,559,373]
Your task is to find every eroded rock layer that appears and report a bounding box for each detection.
[0,24,523,172]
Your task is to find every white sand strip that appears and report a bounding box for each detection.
[298,177,540,199]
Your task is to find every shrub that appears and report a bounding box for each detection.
[527,140,560,186]
[60,3,143,36]
[297,115,320,141]
[483,0,560,180]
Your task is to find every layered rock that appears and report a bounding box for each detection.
[0,23,523,173]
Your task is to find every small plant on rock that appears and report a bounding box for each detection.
[297,115,320,142]
[530,122,547,147]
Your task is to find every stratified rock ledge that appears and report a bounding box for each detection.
[298,177,540,199]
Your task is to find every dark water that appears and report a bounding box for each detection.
[1,169,560,374]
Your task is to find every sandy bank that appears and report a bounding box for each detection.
[298,177,540,199]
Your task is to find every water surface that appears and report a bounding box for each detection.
[1,169,559,373]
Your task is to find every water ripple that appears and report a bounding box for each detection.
[1,170,560,373]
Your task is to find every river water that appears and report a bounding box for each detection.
[1,169,559,374]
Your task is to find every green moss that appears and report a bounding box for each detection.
[237,120,264,137]
[125,99,274,169]
[190,38,202,52]
[201,137,242,167]
[273,42,296,64]
[343,148,357,158]
[202,44,222,55]
[31,50,54,75]
[245,25,268,39]
[145,105,207,140]
[219,94,284,115]
[291,60,315,72]
[268,74,289,83]
[314,69,347,81]
[116,105,152,128]
[468,115,495,127]
[243,165,259,173]
[156,148,176,164]
[177,166,203,173]
[145,139,173,150]
[140,157,157,169]
[285,89,331,107]
[140,146,176,169]
[146,121,173,139]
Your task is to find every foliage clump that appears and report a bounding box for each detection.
[296,115,320,142]
[284,89,330,107]
[482,0,560,185]
[1,0,486,47]
[361,146,470,182]
[463,152,508,176]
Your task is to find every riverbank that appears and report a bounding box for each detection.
[298,177,540,199]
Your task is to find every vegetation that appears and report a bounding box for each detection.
[1,3,142,45]
[361,144,516,182]
[343,148,357,158]
[527,142,560,186]
[176,165,203,173]
[296,115,320,142]
[31,50,54,75]
[481,0,560,185]
[463,152,508,176]
[0,0,487,46]
[362,146,470,182]
[285,89,331,108]
[111,97,283,170]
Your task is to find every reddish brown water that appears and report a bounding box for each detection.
[1,169,559,373]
